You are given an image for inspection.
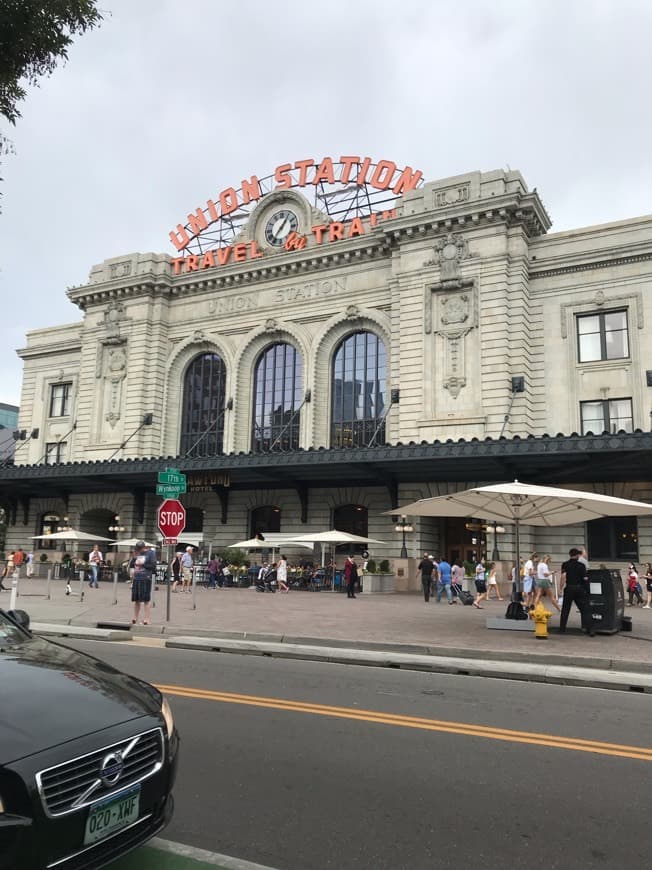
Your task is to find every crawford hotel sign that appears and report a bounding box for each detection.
[167,156,424,273]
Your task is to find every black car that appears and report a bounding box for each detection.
[0,608,178,870]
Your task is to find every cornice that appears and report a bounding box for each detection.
[530,251,652,279]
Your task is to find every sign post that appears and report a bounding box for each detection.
[157,488,186,623]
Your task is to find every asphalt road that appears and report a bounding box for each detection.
[63,639,651,870]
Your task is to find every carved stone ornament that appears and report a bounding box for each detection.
[105,410,121,428]
[102,301,126,339]
[424,233,469,280]
[264,318,278,332]
[594,290,606,307]
[345,304,359,319]
[443,375,467,399]
[192,329,206,342]
[440,294,470,326]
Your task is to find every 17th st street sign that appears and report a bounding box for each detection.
[156,467,186,498]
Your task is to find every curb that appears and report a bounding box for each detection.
[163,636,652,693]
[150,838,279,870]
[29,620,652,675]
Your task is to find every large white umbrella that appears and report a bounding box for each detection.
[32,529,114,543]
[388,480,652,598]
[109,538,156,548]
[229,536,313,561]
[288,530,385,567]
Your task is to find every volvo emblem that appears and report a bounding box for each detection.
[99,752,124,786]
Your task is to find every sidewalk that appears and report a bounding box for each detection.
[8,577,652,668]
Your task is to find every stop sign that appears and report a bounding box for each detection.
[157,499,186,539]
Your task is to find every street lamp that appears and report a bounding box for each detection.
[394,515,414,559]
[108,515,126,534]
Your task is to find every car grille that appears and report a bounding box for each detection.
[37,727,164,818]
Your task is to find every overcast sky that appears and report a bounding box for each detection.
[1,0,651,406]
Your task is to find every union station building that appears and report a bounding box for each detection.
[2,159,652,578]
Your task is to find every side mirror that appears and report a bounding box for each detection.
[8,609,31,631]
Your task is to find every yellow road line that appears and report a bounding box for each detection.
[156,684,652,762]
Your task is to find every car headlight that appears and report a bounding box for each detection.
[161,696,174,739]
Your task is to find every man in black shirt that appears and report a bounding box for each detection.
[559,547,595,636]
[418,553,435,603]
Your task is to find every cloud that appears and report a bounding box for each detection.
[1,0,651,404]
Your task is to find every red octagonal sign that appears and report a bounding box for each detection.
[157,499,186,539]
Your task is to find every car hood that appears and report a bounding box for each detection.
[0,633,161,764]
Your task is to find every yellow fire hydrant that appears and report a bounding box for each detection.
[529,601,553,639]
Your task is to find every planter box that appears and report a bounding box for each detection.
[362,573,395,594]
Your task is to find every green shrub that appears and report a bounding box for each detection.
[379,559,391,574]
[39,553,49,563]
[366,559,377,573]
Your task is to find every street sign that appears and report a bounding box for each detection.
[157,483,186,496]
[157,499,186,539]
[162,537,178,545]
[158,468,187,487]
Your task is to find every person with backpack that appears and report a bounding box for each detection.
[418,553,435,603]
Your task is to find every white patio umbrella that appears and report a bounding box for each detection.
[109,539,156,549]
[387,480,652,598]
[228,536,313,561]
[288,530,385,567]
[32,529,114,543]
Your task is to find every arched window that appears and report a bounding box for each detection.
[180,353,227,457]
[333,504,368,554]
[252,343,302,452]
[331,331,386,448]
[250,505,281,539]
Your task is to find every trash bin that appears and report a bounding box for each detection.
[587,568,625,634]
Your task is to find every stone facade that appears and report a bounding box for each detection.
[7,168,652,568]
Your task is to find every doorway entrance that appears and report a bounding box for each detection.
[444,517,485,565]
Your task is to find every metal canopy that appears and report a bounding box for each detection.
[1,431,652,500]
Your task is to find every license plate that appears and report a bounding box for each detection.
[84,785,140,845]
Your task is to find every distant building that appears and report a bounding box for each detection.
[0,403,19,464]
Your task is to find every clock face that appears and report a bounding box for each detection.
[265,209,299,246]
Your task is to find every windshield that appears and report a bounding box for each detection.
[0,611,29,646]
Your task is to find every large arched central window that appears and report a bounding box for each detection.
[252,343,303,452]
[331,331,386,448]
[180,353,227,457]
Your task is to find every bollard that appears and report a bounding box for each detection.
[47,567,52,600]
[192,571,197,611]
[9,570,18,611]
[113,571,119,605]
[79,569,85,602]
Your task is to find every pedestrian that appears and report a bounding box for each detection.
[131,540,156,625]
[643,563,652,609]
[523,552,537,606]
[181,546,193,593]
[535,554,560,612]
[577,546,589,570]
[0,552,14,591]
[88,543,103,588]
[277,554,289,593]
[13,549,24,574]
[418,553,435,602]
[170,551,182,592]
[486,561,503,600]
[344,555,358,599]
[559,547,595,636]
[25,551,35,579]
[451,559,465,599]
[207,555,219,589]
[627,563,643,606]
[473,558,487,609]
[436,556,453,604]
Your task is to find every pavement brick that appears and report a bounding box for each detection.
[9,577,652,669]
